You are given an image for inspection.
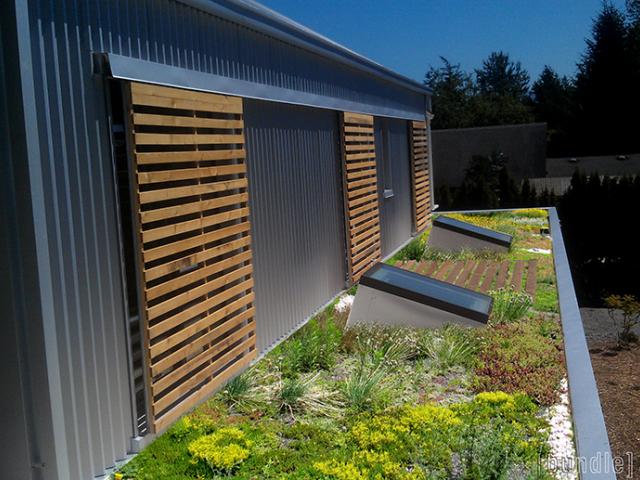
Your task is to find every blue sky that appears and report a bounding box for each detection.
[261,0,628,84]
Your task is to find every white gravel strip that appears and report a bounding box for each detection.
[544,378,578,480]
[335,294,354,313]
[526,247,552,255]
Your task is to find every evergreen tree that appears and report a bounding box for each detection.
[530,66,576,156]
[424,57,474,129]
[575,3,634,154]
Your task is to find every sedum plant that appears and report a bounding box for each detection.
[187,427,252,474]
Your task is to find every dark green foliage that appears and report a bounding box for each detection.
[274,311,342,377]
[395,237,425,262]
[473,317,564,406]
[428,2,640,155]
[424,57,475,129]
[559,171,640,305]
[575,3,638,155]
[530,66,576,156]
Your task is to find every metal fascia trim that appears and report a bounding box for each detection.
[105,53,425,121]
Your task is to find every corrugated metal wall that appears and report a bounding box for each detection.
[51,0,423,119]
[243,99,347,352]
[23,1,135,479]
[376,118,414,256]
[15,1,425,478]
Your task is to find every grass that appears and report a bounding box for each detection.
[119,209,567,480]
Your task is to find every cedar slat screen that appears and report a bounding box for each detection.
[341,112,382,283]
[126,82,256,431]
[410,120,432,232]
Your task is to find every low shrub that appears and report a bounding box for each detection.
[473,317,564,406]
[275,311,342,377]
[489,287,533,324]
[604,294,640,346]
[417,325,479,373]
[187,427,252,474]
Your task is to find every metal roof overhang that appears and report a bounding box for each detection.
[105,53,428,121]
[178,0,432,97]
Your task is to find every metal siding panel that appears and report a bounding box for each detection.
[243,100,346,353]
[26,0,134,478]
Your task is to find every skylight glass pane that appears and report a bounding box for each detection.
[362,263,492,320]
[435,216,512,247]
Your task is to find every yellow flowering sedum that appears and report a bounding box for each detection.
[187,426,252,473]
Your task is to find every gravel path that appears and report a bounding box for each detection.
[579,308,639,346]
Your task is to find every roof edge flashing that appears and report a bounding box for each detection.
[177,0,432,96]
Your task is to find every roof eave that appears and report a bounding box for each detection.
[178,0,432,97]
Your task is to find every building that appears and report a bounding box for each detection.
[1,1,433,478]
[431,122,547,189]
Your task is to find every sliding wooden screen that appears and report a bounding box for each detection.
[126,82,256,431]
[340,112,382,283]
[410,120,432,233]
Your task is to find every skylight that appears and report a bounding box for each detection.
[433,216,513,248]
[360,263,493,323]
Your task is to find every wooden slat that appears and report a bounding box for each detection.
[445,261,465,283]
[417,260,438,276]
[152,335,256,414]
[510,260,525,290]
[479,262,499,293]
[138,164,246,184]
[495,261,511,289]
[133,112,244,129]
[128,81,255,432]
[144,235,251,283]
[344,112,374,125]
[140,192,248,225]
[434,261,454,281]
[142,206,249,243]
[138,178,248,204]
[410,119,431,232]
[454,260,476,287]
[143,221,250,263]
[150,308,255,376]
[468,261,488,290]
[153,348,257,432]
[341,112,381,284]
[525,260,538,298]
[136,149,246,165]
[135,132,244,146]
[145,250,252,302]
